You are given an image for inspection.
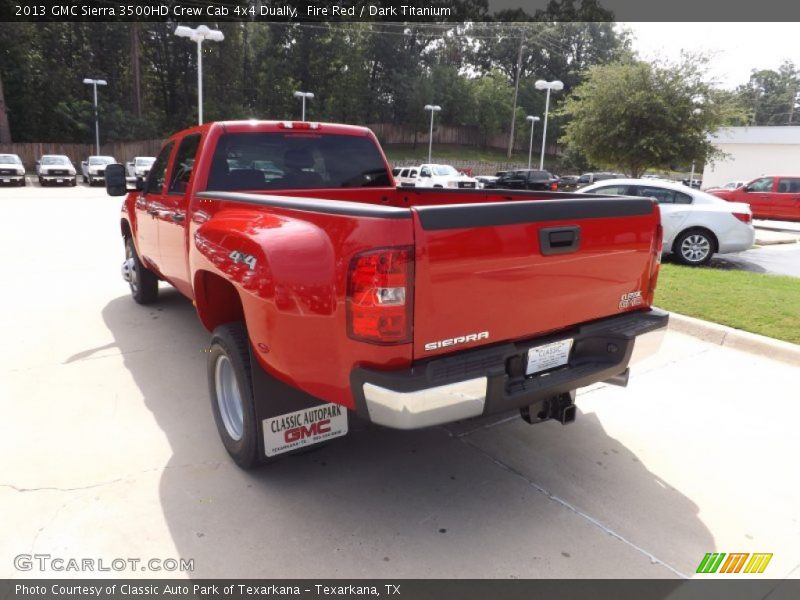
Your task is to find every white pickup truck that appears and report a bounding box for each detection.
[81,155,117,185]
[0,153,26,186]
[413,164,479,189]
[126,156,156,186]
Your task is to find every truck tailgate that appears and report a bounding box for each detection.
[411,197,660,359]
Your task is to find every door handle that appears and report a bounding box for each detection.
[146,207,158,216]
[539,225,581,256]
[171,212,185,222]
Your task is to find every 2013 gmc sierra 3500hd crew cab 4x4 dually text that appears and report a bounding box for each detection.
[104,120,668,469]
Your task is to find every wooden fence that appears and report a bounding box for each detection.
[0,139,164,170]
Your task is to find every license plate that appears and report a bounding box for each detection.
[2,178,9,183]
[525,339,573,375]
[263,403,348,457]
[56,178,63,183]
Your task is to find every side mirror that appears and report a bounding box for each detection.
[742,186,751,193]
[105,163,128,196]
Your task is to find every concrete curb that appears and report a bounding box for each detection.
[755,236,798,246]
[663,309,800,367]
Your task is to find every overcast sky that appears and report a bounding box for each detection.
[620,23,800,89]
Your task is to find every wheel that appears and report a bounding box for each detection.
[87,176,93,186]
[674,228,716,266]
[123,236,159,304]
[20,178,26,187]
[38,177,45,186]
[71,178,77,187]
[208,322,260,469]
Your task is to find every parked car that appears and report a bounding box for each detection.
[474,175,499,189]
[37,155,77,186]
[103,120,667,469]
[490,169,559,191]
[414,164,479,189]
[682,178,702,189]
[81,155,117,185]
[576,172,626,188]
[0,153,26,186]
[557,175,580,191]
[126,156,156,186]
[579,178,755,266]
[395,166,419,187]
[704,181,744,192]
[708,176,800,222]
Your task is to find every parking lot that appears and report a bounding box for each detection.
[1,184,798,581]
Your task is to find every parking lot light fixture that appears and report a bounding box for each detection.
[174,25,225,125]
[293,91,315,121]
[534,79,564,170]
[424,104,442,163]
[526,115,540,170]
[82,78,107,156]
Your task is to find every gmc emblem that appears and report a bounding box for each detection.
[284,419,331,443]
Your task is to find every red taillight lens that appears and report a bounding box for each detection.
[550,182,558,191]
[347,247,413,344]
[733,212,752,224]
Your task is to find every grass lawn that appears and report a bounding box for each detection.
[655,263,800,344]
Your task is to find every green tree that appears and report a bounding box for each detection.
[559,57,744,177]
[735,61,800,125]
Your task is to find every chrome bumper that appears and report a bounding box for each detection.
[629,327,666,365]
[363,378,487,429]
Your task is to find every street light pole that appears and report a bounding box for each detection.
[535,79,563,170]
[82,78,107,156]
[293,91,314,121]
[175,25,224,125]
[526,115,540,170]
[424,104,441,163]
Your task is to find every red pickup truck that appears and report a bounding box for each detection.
[709,175,800,222]
[104,120,668,469]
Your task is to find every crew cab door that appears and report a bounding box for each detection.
[134,141,174,270]
[774,177,800,221]
[157,133,201,297]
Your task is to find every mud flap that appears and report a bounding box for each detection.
[249,347,348,459]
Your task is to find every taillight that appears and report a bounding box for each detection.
[347,247,413,344]
[733,212,752,224]
[550,182,558,191]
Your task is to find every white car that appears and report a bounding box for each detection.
[579,178,755,266]
[37,155,77,186]
[414,164,479,189]
[81,155,117,185]
[0,153,26,186]
[126,156,156,184]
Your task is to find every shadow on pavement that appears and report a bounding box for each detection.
[101,289,714,578]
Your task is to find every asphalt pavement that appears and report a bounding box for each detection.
[1,184,798,581]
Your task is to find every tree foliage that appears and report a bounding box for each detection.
[0,8,629,144]
[559,56,745,177]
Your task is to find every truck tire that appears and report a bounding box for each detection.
[673,228,716,266]
[208,322,260,469]
[124,236,159,304]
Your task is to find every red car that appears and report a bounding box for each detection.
[709,176,800,222]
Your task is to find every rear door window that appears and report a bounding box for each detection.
[590,185,630,196]
[777,178,800,193]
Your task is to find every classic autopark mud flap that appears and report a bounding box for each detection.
[248,347,348,459]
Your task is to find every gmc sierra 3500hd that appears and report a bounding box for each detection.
[104,120,668,469]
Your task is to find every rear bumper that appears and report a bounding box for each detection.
[351,308,669,429]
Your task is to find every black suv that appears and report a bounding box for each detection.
[490,169,559,191]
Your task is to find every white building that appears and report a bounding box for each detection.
[702,126,800,189]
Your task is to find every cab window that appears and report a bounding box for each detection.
[169,134,201,194]
[144,142,174,195]
[748,177,773,192]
